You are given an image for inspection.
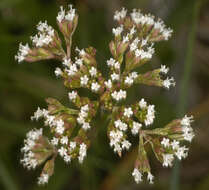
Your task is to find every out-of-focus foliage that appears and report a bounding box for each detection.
[0,0,209,190]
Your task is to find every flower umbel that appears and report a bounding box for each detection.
[17,5,194,185]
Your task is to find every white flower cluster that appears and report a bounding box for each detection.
[31,107,65,135]
[78,143,87,163]
[123,107,133,118]
[134,45,155,59]
[132,168,154,184]
[138,99,155,126]
[112,25,123,36]
[114,7,127,21]
[104,79,112,89]
[77,105,91,130]
[161,137,190,167]
[124,72,138,86]
[57,5,76,23]
[130,9,173,40]
[20,128,43,170]
[15,43,30,63]
[111,90,127,101]
[31,21,55,47]
[68,91,77,101]
[107,58,120,70]
[131,121,142,135]
[38,174,49,185]
[109,129,131,153]
[181,115,195,142]
[163,77,175,89]
[160,64,169,74]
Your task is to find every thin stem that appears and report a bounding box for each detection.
[170,1,201,190]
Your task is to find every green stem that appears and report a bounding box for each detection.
[170,1,201,190]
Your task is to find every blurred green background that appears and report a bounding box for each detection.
[0,0,209,190]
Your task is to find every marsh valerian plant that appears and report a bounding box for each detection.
[16,5,195,185]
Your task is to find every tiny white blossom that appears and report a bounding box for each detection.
[31,107,43,121]
[38,174,49,185]
[147,172,154,184]
[181,115,193,126]
[15,43,30,63]
[125,76,134,85]
[89,67,97,77]
[64,154,71,163]
[60,136,68,145]
[163,77,175,89]
[161,138,170,148]
[112,25,123,36]
[162,154,174,167]
[70,141,76,150]
[111,73,120,81]
[79,143,87,163]
[144,105,155,126]
[57,6,65,23]
[139,98,147,108]
[171,140,180,150]
[124,107,133,118]
[111,90,127,101]
[65,5,76,21]
[132,168,142,183]
[131,122,142,135]
[55,67,63,77]
[114,7,127,21]
[160,65,169,74]
[58,147,67,157]
[175,146,188,160]
[51,137,59,146]
[105,80,112,89]
[68,91,77,101]
[82,122,91,130]
[121,140,131,150]
[91,82,100,92]
[80,75,89,86]
[55,120,65,134]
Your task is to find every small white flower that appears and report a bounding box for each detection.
[121,140,131,150]
[139,98,147,108]
[111,73,120,81]
[55,67,63,77]
[111,90,127,101]
[31,107,43,121]
[65,5,76,21]
[76,47,86,56]
[131,122,142,135]
[51,137,59,146]
[60,136,68,145]
[64,155,71,163]
[161,138,170,148]
[105,80,112,89]
[163,77,175,89]
[62,58,71,67]
[129,26,136,35]
[124,107,133,118]
[162,154,174,167]
[70,141,76,150]
[125,76,134,85]
[130,38,139,51]
[147,172,154,184]
[181,115,193,126]
[68,91,77,101]
[114,120,127,131]
[82,122,91,130]
[38,174,49,185]
[114,7,127,21]
[89,67,97,77]
[112,25,123,36]
[91,82,100,92]
[55,120,65,135]
[175,146,188,160]
[15,43,30,63]
[171,140,179,150]
[79,143,87,163]
[58,147,67,157]
[132,168,142,183]
[57,6,65,23]
[80,75,89,86]
[144,105,155,126]
[160,65,169,74]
